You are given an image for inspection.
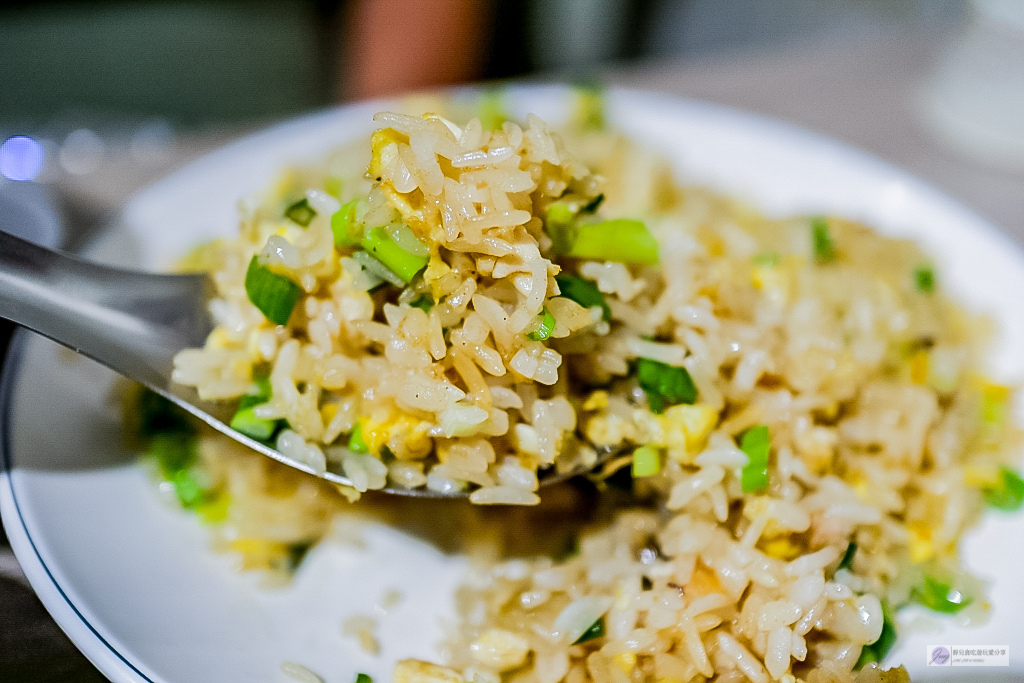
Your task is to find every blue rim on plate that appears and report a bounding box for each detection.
[0,328,154,683]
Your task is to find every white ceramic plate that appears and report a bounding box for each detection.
[3,86,1023,682]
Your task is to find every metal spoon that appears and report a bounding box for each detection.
[0,229,615,497]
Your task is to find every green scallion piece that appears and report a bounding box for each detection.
[854,599,897,669]
[580,193,605,214]
[348,422,369,454]
[753,251,779,267]
[284,198,316,227]
[636,357,697,414]
[739,425,770,493]
[147,431,198,479]
[555,273,611,322]
[574,82,606,131]
[574,616,605,644]
[409,293,434,313]
[171,468,207,508]
[546,202,578,255]
[914,264,935,293]
[811,217,836,263]
[244,256,302,326]
[230,406,279,441]
[361,226,429,283]
[837,541,857,571]
[981,466,1024,511]
[136,388,194,438]
[568,219,660,265]
[331,198,363,247]
[632,446,661,477]
[911,575,972,613]
[527,307,557,341]
[478,88,507,131]
[354,674,373,683]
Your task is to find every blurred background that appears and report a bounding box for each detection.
[3,0,1024,679]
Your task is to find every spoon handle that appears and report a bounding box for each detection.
[0,229,210,388]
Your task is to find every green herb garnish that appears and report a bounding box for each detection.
[348,422,369,454]
[854,599,897,669]
[331,198,363,247]
[739,425,770,493]
[568,219,659,265]
[574,616,605,644]
[981,466,1024,511]
[555,273,611,322]
[284,198,316,227]
[811,216,835,263]
[911,575,972,613]
[244,256,302,326]
[527,308,557,341]
[914,264,935,293]
[838,541,857,571]
[632,445,661,477]
[636,357,697,414]
[361,226,429,284]
[409,293,434,313]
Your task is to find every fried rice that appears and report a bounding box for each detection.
[128,90,1024,682]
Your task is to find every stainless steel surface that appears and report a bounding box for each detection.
[0,229,610,496]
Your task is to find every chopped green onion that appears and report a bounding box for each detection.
[546,202,578,255]
[911,574,972,613]
[739,425,770,493]
[573,617,605,644]
[632,446,661,477]
[351,250,404,287]
[527,307,557,341]
[981,466,1024,511]
[331,198,363,247]
[753,251,779,267]
[171,468,207,508]
[284,198,316,227]
[478,88,507,131]
[135,388,194,438]
[409,293,434,313]
[568,219,660,265]
[580,193,604,214]
[238,374,272,409]
[914,265,935,293]
[147,431,198,478]
[573,82,606,131]
[244,256,302,326]
[837,541,857,571]
[348,422,369,454]
[287,542,313,573]
[854,599,897,669]
[553,534,580,562]
[811,217,836,263]
[636,357,697,414]
[230,406,279,441]
[361,226,429,283]
[555,273,611,321]
[385,223,430,257]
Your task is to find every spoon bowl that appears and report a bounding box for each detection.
[0,229,614,496]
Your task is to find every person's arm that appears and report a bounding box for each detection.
[343,0,492,99]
